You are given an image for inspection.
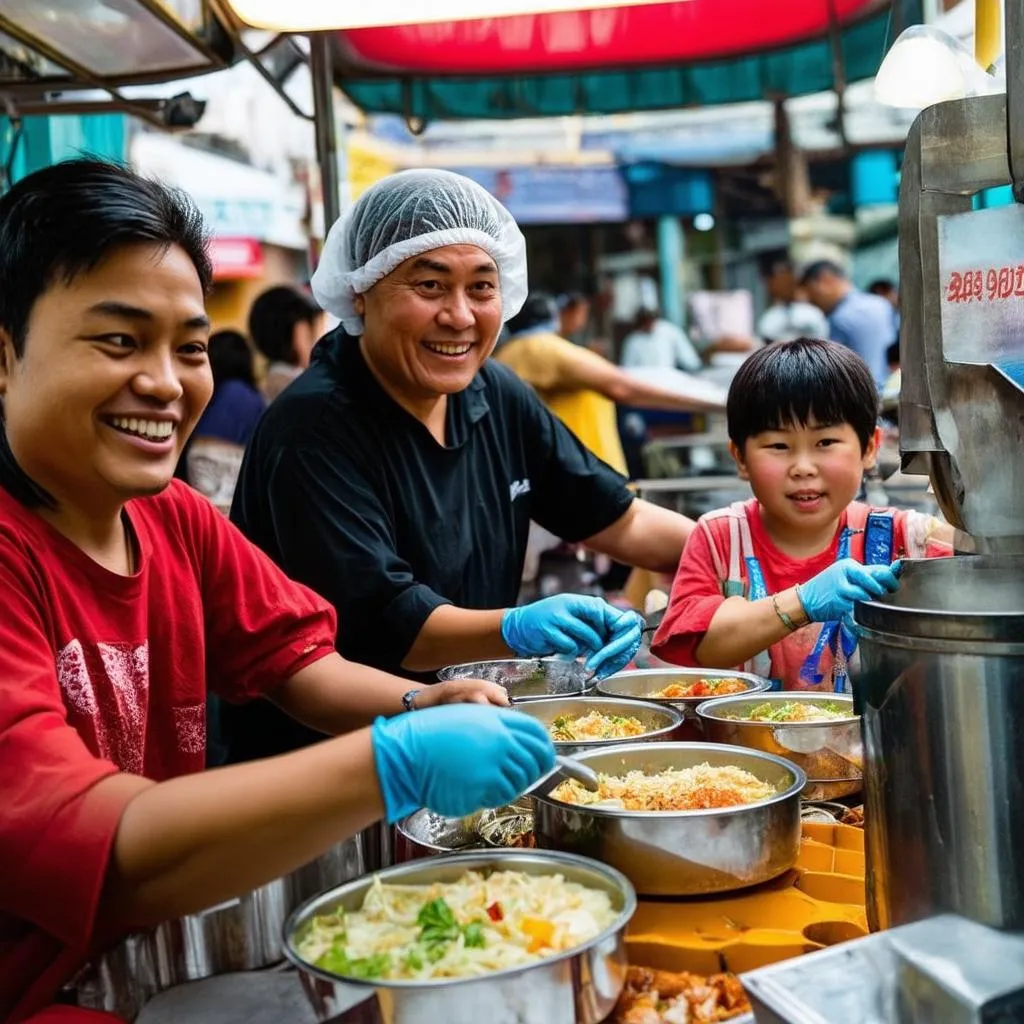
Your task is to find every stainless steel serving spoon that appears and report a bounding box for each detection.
[525,753,600,797]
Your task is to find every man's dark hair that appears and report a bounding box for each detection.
[506,291,559,336]
[727,337,879,453]
[886,340,900,367]
[757,249,793,279]
[0,158,211,355]
[0,158,212,509]
[248,285,321,364]
[557,291,588,311]
[209,330,257,389]
[868,278,897,297]
[799,260,848,286]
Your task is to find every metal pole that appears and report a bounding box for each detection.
[656,215,685,329]
[1008,0,1024,200]
[310,32,340,230]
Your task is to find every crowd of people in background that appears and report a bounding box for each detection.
[182,248,902,513]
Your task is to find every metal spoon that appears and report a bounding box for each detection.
[555,754,600,792]
[524,753,600,797]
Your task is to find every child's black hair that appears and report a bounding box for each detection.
[727,338,879,453]
[0,158,211,509]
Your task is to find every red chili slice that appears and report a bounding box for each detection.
[486,902,504,922]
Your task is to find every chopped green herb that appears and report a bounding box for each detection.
[462,921,486,948]
[316,947,391,979]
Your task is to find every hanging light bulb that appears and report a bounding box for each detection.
[224,0,679,32]
[874,24,1004,109]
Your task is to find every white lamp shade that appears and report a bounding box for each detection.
[224,0,680,32]
[874,24,1002,109]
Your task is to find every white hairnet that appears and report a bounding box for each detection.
[311,169,528,336]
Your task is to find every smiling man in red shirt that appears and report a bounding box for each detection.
[0,160,557,1023]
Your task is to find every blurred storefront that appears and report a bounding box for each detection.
[130,131,312,331]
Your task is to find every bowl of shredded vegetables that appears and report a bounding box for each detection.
[596,668,771,719]
[695,693,862,800]
[283,849,636,1024]
[533,742,805,896]
[512,696,685,755]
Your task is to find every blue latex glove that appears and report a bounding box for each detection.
[501,595,643,679]
[371,705,556,823]
[797,559,902,623]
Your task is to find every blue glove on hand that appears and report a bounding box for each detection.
[797,559,902,623]
[371,705,556,823]
[501,595,643,679]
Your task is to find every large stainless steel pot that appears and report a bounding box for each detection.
[283,850,637,1024]
[533,742,804,896]
[512,695,685,755]
[437,657,595,699]
[855,556,1024,932]
[695,693,862,801]
[73,838,366,1021]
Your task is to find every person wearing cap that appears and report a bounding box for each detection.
[228,170,696,761]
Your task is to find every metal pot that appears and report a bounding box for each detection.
[437,657,595,700]
[856,555,1024,932]
[533,741,804,896]
[283,850,637,1024]
[394,801,534,861]
[695,693,862,801]
[512,695,685,756]
[596,668,771,738]
[72,837,366,1021]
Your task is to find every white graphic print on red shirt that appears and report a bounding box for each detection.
[56,638,151,773]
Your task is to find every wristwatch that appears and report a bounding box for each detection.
[401,689,421,713]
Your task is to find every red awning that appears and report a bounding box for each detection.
[334,0,887,76]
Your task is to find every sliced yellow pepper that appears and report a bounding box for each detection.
[520,916,556,952]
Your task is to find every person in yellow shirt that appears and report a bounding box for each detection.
[496,293,723,475]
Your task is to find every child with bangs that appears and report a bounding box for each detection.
[651,338,953,692]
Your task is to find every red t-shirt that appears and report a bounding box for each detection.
[0,480,337,1023]
[652,499,951,689]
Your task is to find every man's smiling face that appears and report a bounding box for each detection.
[355,244,503,405]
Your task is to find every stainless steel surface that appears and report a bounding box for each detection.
[393,802,533,861]
[437,657,596,699]
[741,914,1024,1024]
[597,667,771,720]
[133,971,318,1024]
[74,838,365,1020]
[512,695,685,756]
[284,850,637,1024]
[696,693,862,801]
[533,741,804,897]
[899,88,1024,546]
[856,558,1024,933]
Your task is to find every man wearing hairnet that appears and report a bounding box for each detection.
[228,170,696,760]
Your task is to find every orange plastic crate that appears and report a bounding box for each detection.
[626,822,867,976]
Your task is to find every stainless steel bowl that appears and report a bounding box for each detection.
[596,668,771,719]
[695,692,862,801]
[283,850,637,1024]
[437,657,595,700]
[72,837,366,1021]
[533,741,805,897]
[394,801,534,861]
[512,696,685,755]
